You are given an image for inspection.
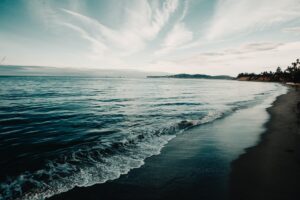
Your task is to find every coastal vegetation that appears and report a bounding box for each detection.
[237,58,300,83]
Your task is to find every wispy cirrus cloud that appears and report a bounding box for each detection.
[206,0,300,40]
[156,22,193,55]
[65,1,179,51]
[123,0,179,41]
[283,27,300,34]
[179,42,287,65]
[155,0,193,55]
[159,41,300,75]
[24,0,183,66]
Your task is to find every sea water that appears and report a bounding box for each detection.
[0,77,286,199]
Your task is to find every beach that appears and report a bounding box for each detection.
[230,87,300,200]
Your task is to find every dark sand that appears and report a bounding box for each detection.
[230,87,300,200]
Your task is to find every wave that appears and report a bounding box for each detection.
[154,102,204,106]
[0,109,230,200]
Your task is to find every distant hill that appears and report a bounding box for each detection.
[147,73,233,80]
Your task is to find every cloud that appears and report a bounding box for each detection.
[184,42,284,59]
[60,9,125,52]
[156,23,193,55]
[60,0,179,54]
[146,41,300,75]
[180,42,285,64]
[58,22,107,54]
[206,0,300,40]
[23,0,182,67]
[155,0,192,55]
[224,42,284,55]
[124,0,179,40]
[283,27,300,34]
[164,23,193,47]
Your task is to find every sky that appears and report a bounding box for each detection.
[0,0,300,76]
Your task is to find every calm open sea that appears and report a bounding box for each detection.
[0,77,286,199]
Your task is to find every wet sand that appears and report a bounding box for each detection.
[230,87,300,200]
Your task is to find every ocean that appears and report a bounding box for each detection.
[0,77,287,199]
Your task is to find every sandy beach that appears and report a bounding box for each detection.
[230,87,300,200]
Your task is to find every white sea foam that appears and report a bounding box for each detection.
[1,134,175,200]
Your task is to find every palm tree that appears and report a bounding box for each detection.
[286,66,293,74]
[276,67,282,74]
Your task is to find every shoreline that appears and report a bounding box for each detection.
[230,87,300,200]
[48,88,283,200]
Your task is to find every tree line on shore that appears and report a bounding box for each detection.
[237,58,300,83]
